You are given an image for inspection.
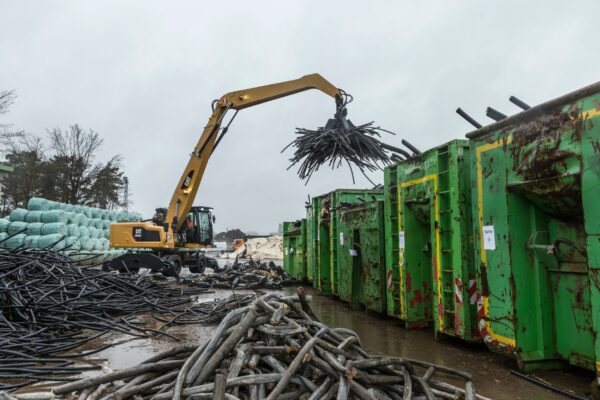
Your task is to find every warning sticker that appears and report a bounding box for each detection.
[387,270,393,288]
[399,231,405,249]
[339,232,344,245]
[483,225,496,250]
[349,249,357,256]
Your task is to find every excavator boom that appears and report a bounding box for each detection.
[110,74,345,250]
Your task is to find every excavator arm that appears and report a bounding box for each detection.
[165,74,345,241]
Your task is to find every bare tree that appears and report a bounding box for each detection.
[47,124,104,204]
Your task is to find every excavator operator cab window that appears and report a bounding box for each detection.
[185,210,212,245]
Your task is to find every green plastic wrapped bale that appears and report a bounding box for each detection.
[39,234,65,250]
[102,220,111,229]
[79,237,94,251]
[47,200,60,210]
[0,219,10,233]
[27,222,43,235]
[101,210,109,220]
[104,230,110,239]
[67,224,80,237]
[65,212,76,224]
[82,207,93,218]
[65,236,81,251]
[27,197,50,211]
[8,221,28,235]
[109,212,118,222]
[9,208,29,222]
[24,235,41,249]
[57,203,67,210]
[88,226,98,239]
[79,226,90,238]
[78,215,88,227]
[93,239,102,251]
[25,210,42,223]
[41,222,68,236]
[4,234,26,249]
[41,210,67,224]
[90,208,100,219]
[0,232,7,242]
[64,204,75,212]
[91,218,103,229]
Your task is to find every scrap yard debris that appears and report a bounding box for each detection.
[182,258,298,289]
[0,248,256,391]
[19,289,483,400]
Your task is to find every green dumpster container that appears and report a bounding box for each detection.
[305,198,319,287]
[337,200,387,314]
[384,140,479,341]
[468,81,600,378]
[283,219,307,281]
[328,189,384,296]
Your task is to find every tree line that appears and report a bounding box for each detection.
[0,89,129,214]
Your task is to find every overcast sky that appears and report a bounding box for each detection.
[1,1,598,233]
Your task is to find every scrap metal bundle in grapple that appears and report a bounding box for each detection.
[284,92,415,183]
[182,258,298,289]
[42,289,482,400]
[0,248,257,391]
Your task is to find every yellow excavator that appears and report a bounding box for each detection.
[107,74,350,275]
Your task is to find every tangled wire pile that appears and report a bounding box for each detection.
[0,248,256,391]
[283,93,413,184]
[182,259,298,290]
[25,289,486,400]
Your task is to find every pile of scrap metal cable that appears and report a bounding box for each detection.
[27,289,484,400]
[182,258,298,289]
[0,248,255,391]
[283,92,421,183]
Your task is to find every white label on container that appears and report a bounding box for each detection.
[317,228,320,241]
[399,231,405,249]
[349,249,357,256]
[483,225,496,250]
[340,232,344,245]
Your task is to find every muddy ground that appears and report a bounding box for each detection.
[19,274,594,400]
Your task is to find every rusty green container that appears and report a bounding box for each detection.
[282,219,307,281]
[384,140,480,341]
[468,82,600,380]
[336,200,387,314]
[328,189,384,296]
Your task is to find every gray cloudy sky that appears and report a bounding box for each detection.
[1,1,598,233]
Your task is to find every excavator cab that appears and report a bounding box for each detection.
[153,206,214,247]
[183,206,214,246]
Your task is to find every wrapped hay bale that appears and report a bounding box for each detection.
[82,206,93,218]
[89,226,99,239]
[93,239,103,251]
[0,219,10,233]
[91,207,102,219]
[4,233,27,249]
[25,210,42,223]
[27,222,44,235]
[39,234,66,250]
[24,235,41,249]
[65,236,81,251]
[101,210,109,220]
[78,215,88,227]
[65,212,77,224]
[109,212,118,222]
[8,221,28,235]
[79,237,94,251]
[102,220,111,229]
[9,208,29,222]
[47,200,60,210]
[92,218,103,229]
[41,210,67,224]
[41,222,68,236]
[64,204,75,212]
[27,197,50,211]
[99,238,109,251]
[67,224,80,237]
[0,232,7,242]
[79,226,90,238]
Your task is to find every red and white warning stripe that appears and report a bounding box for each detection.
[387,270,393,289]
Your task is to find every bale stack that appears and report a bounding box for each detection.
[0,197,142,265]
